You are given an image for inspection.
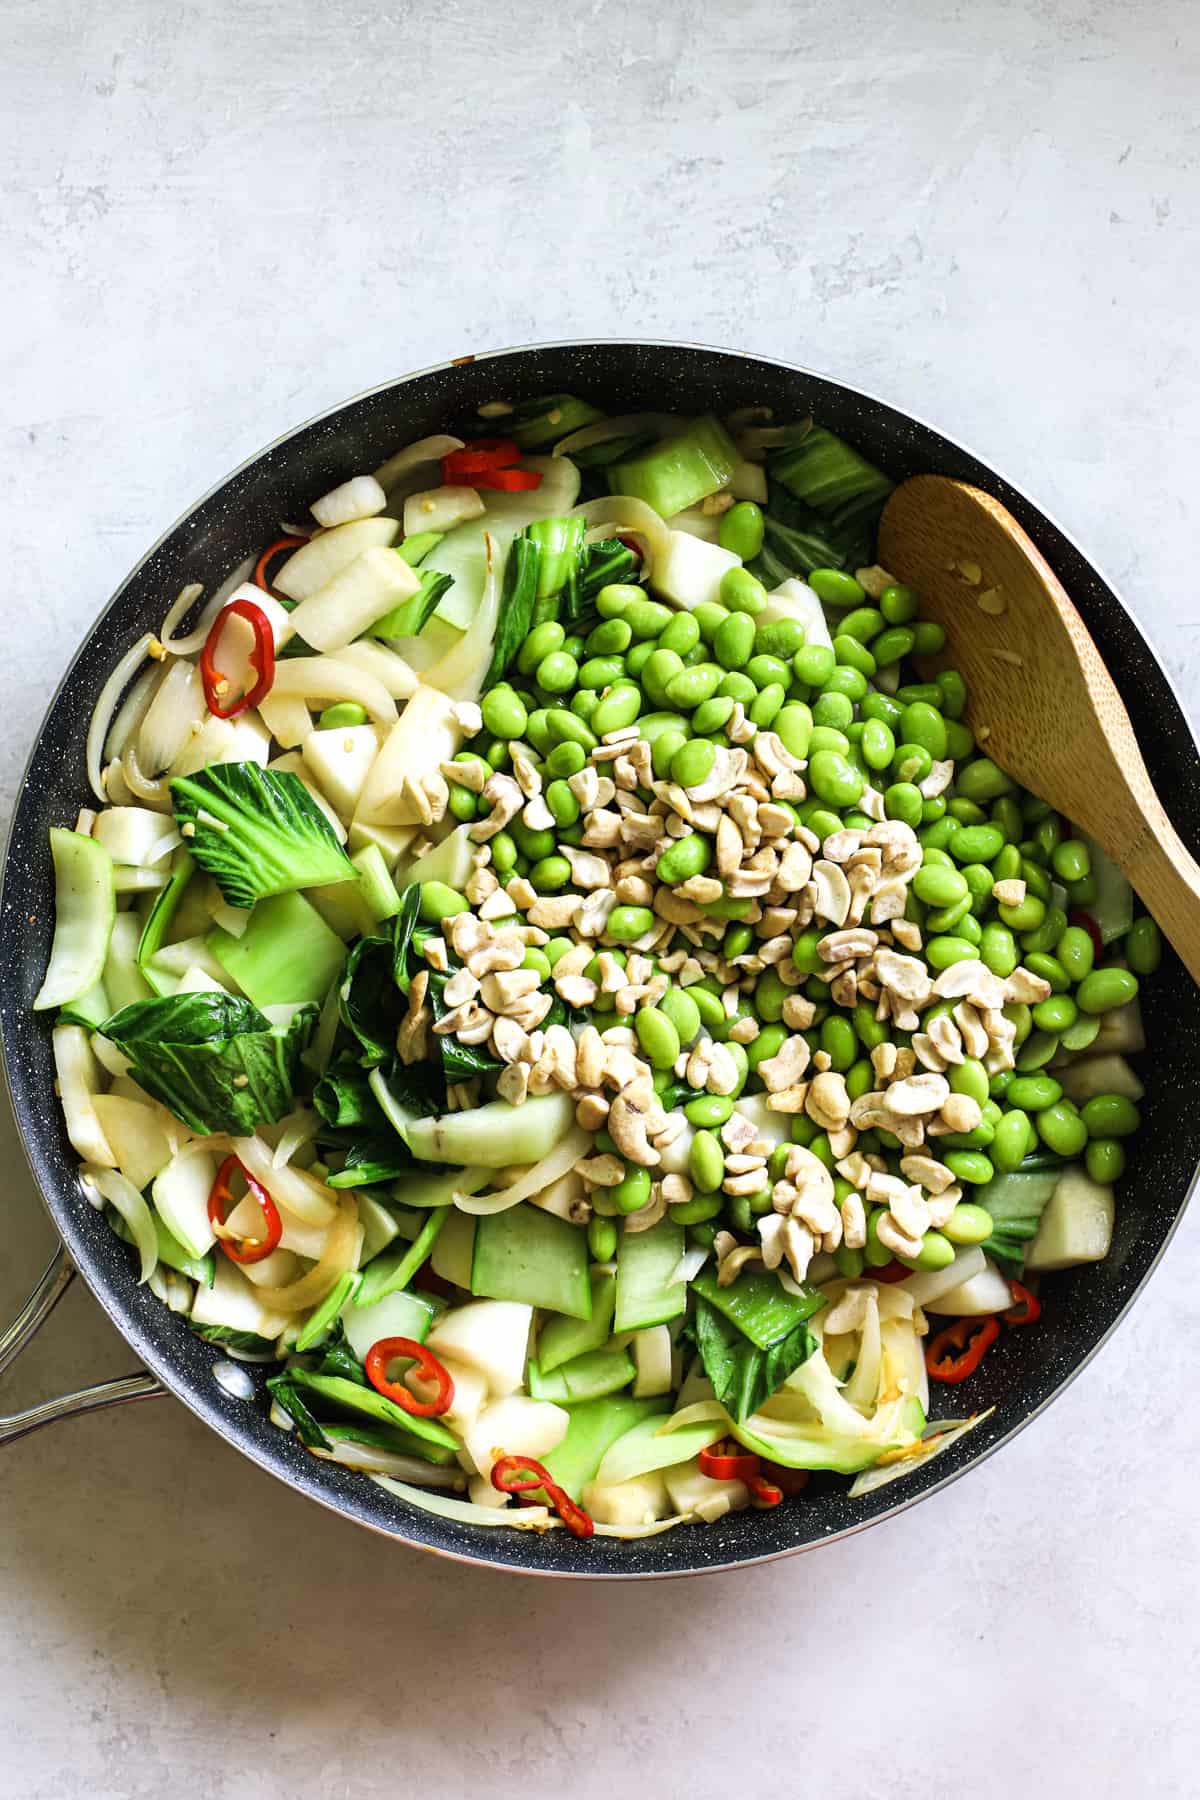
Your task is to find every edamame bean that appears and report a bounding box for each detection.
[624,598,674,639]
[642,647,685,706]
[893,741,933,785]
[712,608,756,670]
[808,568,865,607]
[720,566,768,615]
[979,921,1019,977]
[635,1006,681,1071]
[1076,967,1139,1014]
[880,583,919,623]
[943,1203,993,1245]
[950,824,1005,864]
[517,621,566,675]
[1007,1073,1062,1110]
[1016,1030,1059,1072]
[870,625,917,668]
[998,893,1046,933]
[1051,838,1091,884]
[948,798,987,827]
[545,780,580,827]
[752,680,788,723]
[529,854,572,892]
[716,499,765,560]
[1059,1016,1101,1052]
[318,702,368,729]
[1036,1102,1088,1157]
[688,1130,726,1193]
[1080,1093,1141,1137]
[536,650,578,693]
[607,905,655,942]
[585,617,633,657]
[926,936,978,969]
[956,757,1015,803]
[571,689,599,723]
[685,1091,735,1129]
[688,986,729,1035]
[694,695,737,734]
[546,707,596,750]
[656,832,711,885]
[481,684,529,740]
[991,1107,1033,1172]
[821,1014,857,1072]
[1032,994,1076,1033]
[626,641,654,678]
[612,1167,652,1214]
[652,727,688,779]
[671,737,717,790]
[913,862,970,908]
[578,654,626,691]
[792,927,823,974]
[936,669,968,719]
[747,652,791,690]
[1024,951,1069,992]
[943,1150,995,1185]
[659,988,701,1047]
[657,610,700,655]
[884,782,924,828]
[899,700,948,760]
[860,717,896,770]
[666,663,723,709]
[1126,916,1163,975]
[793,643,835,688]
[756,618,807,660]
[1055,924,1095,983]
[747,1023,788,1073]
[912,620,946,655]
[1086,1138,1126,1183]
[595,582,641,618]
[419,881,468,922]
[808,749,864,808]
[489,829,518,875]
[834,635,876,678]
[812,690,854,731]
[718,670,757,704]
[754,967,789,1023]
[774,702,813,760]
[822,663,868,702]
[590,684,643,736]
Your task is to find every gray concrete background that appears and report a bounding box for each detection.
[2,2,1197,1795]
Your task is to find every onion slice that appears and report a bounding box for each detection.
[454,1126,591,1215]
[82,1166,159,1282]
[233,1134,338,1226]
[159,559,255,655]
[571,495,670,567]
[373,1476,552,1530]
[267,656,398,724]
[86,634,158,802]
[311,1440,465,1485]
[552,413,679,458]
[250,1192,360,1313]
[422,531,501,704]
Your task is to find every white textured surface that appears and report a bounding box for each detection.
[2,2,1199,1795]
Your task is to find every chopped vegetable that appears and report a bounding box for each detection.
[171,762,355,909]
[207,1154,283,1264]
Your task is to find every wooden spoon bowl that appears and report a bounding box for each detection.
[878,475,1200,984]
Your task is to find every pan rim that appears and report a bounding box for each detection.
[2,335,1196,1578]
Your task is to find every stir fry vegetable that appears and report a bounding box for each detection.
[34,392,1157,1539]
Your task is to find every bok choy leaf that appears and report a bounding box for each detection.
[170,762,355,910]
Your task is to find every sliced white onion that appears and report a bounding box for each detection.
[552,413,679,458]
[311,475,387,529]
[267,656,398,725]
[312,1440,464,1484]
[258,690,313,749]
[53,1026,116,1166]
[83,1165,158,1282]
[899,1246,986,1310]
[571,495,670,567]
[422,532,501,704]
[159,558,255,655]
[335,639,419,700]
[104,659,166,765]
[669,1244,710,1286]
[373,434,464,493]
[454,1126,591,1215]
[848,1409,995,1497]
[251,1193,360,1313]
[270,1108,319,1169]
[137,658,207,775]
[86,634,158,802]
[119,742,173,811]
[92,807,179,867]
[233,1134,338,1226]
[112,866,169,894]
[373,1476,551,1530]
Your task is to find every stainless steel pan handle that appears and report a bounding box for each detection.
[0,1241,163,1443]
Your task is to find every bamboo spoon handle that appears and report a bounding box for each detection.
[877,476,1200,985]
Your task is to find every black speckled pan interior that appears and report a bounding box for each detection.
[2,340,1197,1578]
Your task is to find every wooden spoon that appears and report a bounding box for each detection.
[877,475,1200,984]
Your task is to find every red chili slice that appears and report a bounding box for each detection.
[699,1439,762,1482]
[1004,1279,1042,1327]
[206,1154,282,1265]
[869,1260,912,1284]
[925,1316,1001,1384]
[471,467,543,492]
[440,439,522,482]
[748,1474,784,1508]
[364,1337,455,1418]
[490,1454,595,1538]
[254,534,308,594]
[199,598,276,719]
[1068,909,1105,960]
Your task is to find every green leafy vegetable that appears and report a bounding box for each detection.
[768,424,892,516]
[426,972,503,1080]
[371,567,453,640]
[314,1058,389,1131]
[101,991,312,1134]
[691,1295,818,1423]
[339,936,400,1066]
[192,1323,279,1357]
[170,762,355,910]
[482,534,542,690]
[391,884,421,994]
[569,536,642,620]
[265,1375,334,1450]
[505,393,604,449]
[689,1263,824,1349]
